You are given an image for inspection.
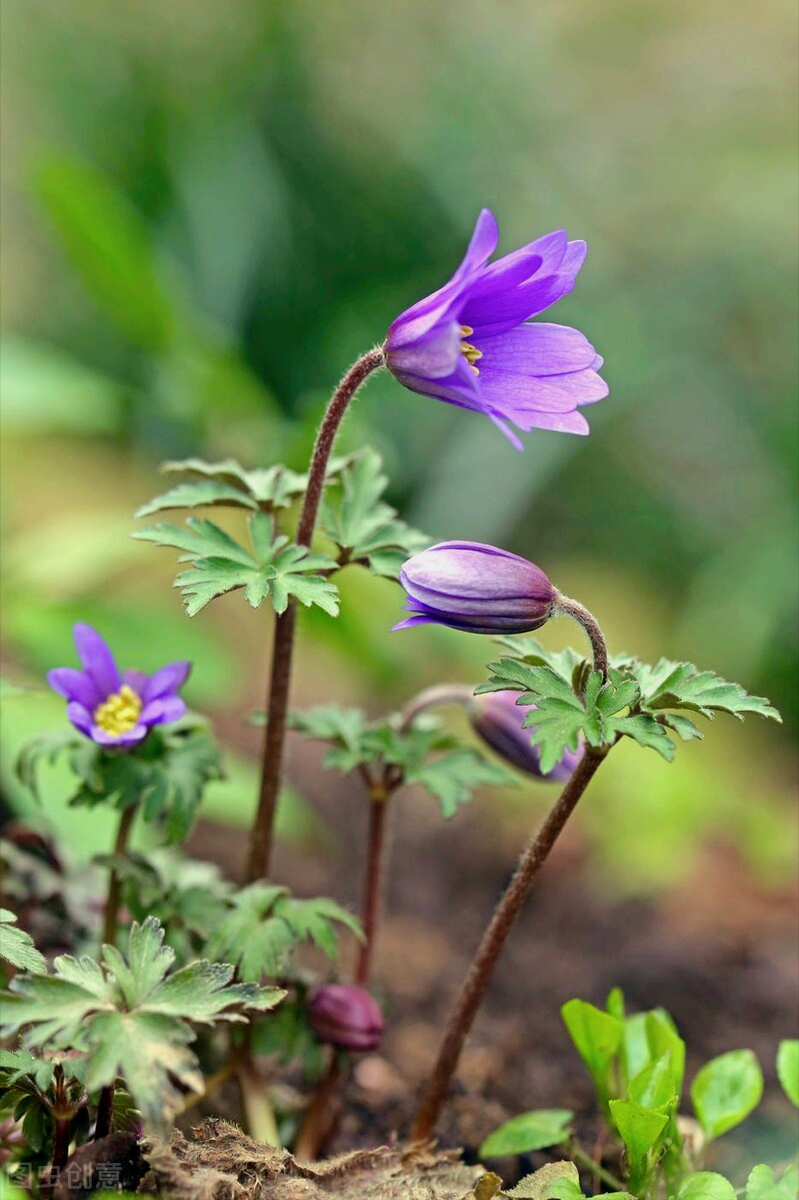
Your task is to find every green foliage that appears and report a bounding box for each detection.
[135,458,314,517]
[319,447,430,578]
[0,917,284,1129]
[0,911,46,975]
[479,1108,573,1157]
[560,998,622,1110]
[133,512,339,617]
[16,721,224,844]
[745,1164,799,1200]
[690,1050,764,1140]
[479,640,781,774]
[205,883,362,982]
[776,1039,799,1107]
[289,705,518,818]
[676,1173,737,1200]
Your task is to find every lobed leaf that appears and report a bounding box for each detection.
[0,910,46,974]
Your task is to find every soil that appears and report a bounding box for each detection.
[186,736,799,1187]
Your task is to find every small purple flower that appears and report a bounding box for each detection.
[47,623,190,748]
[384,209,607,450]
[394,541,555,634]
[470,691,583,783]
[309,984,384,1052]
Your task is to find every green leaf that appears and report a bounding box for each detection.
[628,1054,679,1112]
[159,458,312,510]
[0,911,46,974]
[607,714,676,761]
[609,1097,669,1160]
[690,1049,764,1139]
[645,1011,686,1099]
[506,1162,583,1200]
[479,1108,573,1156]
[319,447,430,579]
[676,1172,737,1200]
[0,1048,54,1091]
[133,513,339,617]
[407,750,518,819]
[622,657,781,723]
[746,1164,799,1200]
[561,999,622,1103]
[205,885,361,982]
[36,157,175,351]
[776,1039,799,1107]
[0,916,284,1129]
[135,480,259,518]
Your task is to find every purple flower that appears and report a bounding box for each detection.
[470,691,583,783]
[47,623,190,747]
[394,541,555,634]
[308,984,384,1052]
[384,209,607,450]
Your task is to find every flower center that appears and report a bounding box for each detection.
[93,684,142,736]
[459,325,483,375]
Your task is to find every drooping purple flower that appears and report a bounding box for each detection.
[47,623,190,748]
[394,541,555,634]
[469,691,583,783]
[308,984,384,1052]
[384,209,607,449]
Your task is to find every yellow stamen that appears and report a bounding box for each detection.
[459,324,482,375]
[93,684,142,736]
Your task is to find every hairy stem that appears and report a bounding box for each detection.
[355,789,391,986]
[410,747,608,1143]
[245,348,385,883]
[102,803,137,948]
[553,593,609,679]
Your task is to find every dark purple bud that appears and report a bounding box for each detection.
[470,691,583,782]
[309,984,384,1052]
[393,541,555,635]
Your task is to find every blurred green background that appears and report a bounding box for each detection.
[1,0,797,893]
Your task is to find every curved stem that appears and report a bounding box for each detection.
[355,789,391,986]
[102,803,137,948]
[292,1052,342,1162]
[245,348,385,883]
[568,1141,626,1193]
[410,747,608,1143]
[398,683,475,732]
[553,592,609,680]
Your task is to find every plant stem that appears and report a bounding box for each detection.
[292,1053,342,1162]
[245,347,385,883]
[355,788,391,986]
[398,683,475,731]
[102,803,137,947]
[568,1140,626,1193]
[553,593,609,679]
[410,747,608,1143]
[93,1083,115,1140]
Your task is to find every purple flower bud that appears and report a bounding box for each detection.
[470,691,583,782]
[393,541,555,635]
[308,984,384,1052]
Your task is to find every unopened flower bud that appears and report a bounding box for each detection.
[393,541,555,635]
[308,984,384,1052]
[470,691,583,782]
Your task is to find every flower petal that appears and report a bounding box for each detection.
[140,696,187,726]
[460,236,587,332]
[511,408,591,435]
[73,624,120,695]
[66,701,94,736]
[48,667,102,709]
[91,723,149,747]
[122,669,150,697]
[141,661,192,703]
[387,209,498,348]
[478,323,598,375]
[388,354,483,411]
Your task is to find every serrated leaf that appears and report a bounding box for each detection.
[134,513,338,617]
[776,1039,799,1107]
[677,1173,737,1200]
[408,749,518,818]
[159,458,310,509]
[493,637,585,685]
[691,1049,764,1139]
[479,1108,573,1157]
[0,1048,54,1091]
[0,916,283,1130]
[746,1163,799,1200]
[628,658,781,723]
[608,715,676,761]
[135,480,258,518]
[319,447,430,578]
[0,911,46,974]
